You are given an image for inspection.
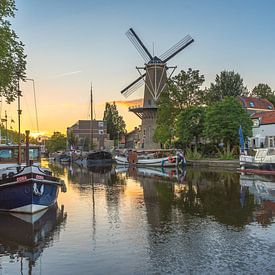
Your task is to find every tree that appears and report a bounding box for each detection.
[154,69,205,144]
[46,132,66,153]
[251,83,275,106]
[67,130,78,149]
[204,97,252,154]
[103,102,126,140]
[0,0,26,103]
[204,71,248,105]
[176,106,205,151]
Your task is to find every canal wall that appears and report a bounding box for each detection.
[186,159,239,170]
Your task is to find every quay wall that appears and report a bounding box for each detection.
[186,159,239,169]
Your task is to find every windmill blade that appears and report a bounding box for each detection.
[160,35,194,63]
[126,28,153,63]
[121,73,146,98]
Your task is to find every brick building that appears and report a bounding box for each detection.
[67,120,113,150]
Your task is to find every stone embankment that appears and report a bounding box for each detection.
[187,159,239,170]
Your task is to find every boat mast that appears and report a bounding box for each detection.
[90,82,93,150]
[17,80,22,165]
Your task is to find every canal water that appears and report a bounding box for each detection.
[0,162,274,274]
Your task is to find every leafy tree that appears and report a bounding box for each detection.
[204,71,248,104]
[0,0,26,103]
[176,106,205,151]
[154,69,205,144]
[67,130,78,149]
[204,97,252,154]
[103,102,126,140]
[46,132,66,153]
[251,83,275,106]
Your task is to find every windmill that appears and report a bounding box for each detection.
[121,28,194,149]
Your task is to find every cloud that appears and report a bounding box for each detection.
[113,98,143,107]
[51,70,83,78]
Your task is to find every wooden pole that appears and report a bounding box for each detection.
[90,83,93,150]
[25,130,30,166]
[17,81,22,165]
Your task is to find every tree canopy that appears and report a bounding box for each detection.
[154,69,205,145]
[251,83,275,106]
[204,97,252,153]
[176,106,205,151]
[46,132,66,153]
[103,102,126,140]
[204,71,248,105]
[0,0,26,103]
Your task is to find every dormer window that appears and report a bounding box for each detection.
[249,102,255,108]
[268,105,273,110]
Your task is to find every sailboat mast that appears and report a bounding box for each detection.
[90,83,93,150]
[17,80,22,165]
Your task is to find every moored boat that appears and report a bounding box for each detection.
[239,148,275,175]
[0,165,65,213]
[115,149,184,167]
[0,133,66,214]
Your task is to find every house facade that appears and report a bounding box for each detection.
[67,120,113,150]
[251,111,275,148]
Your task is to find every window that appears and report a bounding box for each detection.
[98,121,104,127]
[249,102,255,107]
[268,105,273,110]
[0,149,12,159]
[98,129,104,135]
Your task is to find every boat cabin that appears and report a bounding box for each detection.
[0,144,40,166]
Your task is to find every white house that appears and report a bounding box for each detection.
[251,111,275,148]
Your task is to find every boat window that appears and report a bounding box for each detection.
[0,149,12,159]
[267,148,275,155]
[256,150,267,158]
[29,148,39,160]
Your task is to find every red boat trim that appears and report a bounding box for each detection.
[238,168,275,175]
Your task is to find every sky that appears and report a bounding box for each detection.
[2,0,275,136]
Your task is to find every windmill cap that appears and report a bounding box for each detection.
[148,56,163,64]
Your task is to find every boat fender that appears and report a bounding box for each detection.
[60,180,67,193]
[8,172,15,178]
[168,156,176,163]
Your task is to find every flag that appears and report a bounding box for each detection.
[239,125,245,154]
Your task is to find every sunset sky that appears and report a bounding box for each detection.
[2,0,275,136]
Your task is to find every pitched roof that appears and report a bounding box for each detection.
[238,96,274,111]
[252,111,275,125]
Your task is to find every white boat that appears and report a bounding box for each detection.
[240,148,275,175]
[115,149,184,167]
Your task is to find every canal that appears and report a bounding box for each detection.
[0,162,274,274]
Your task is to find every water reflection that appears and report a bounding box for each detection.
[240,173,275,226]
[0,204,67,274]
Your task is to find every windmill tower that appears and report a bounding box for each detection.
[121,28,194,149]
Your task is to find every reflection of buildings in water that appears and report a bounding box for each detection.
[240,174,275,225]
[0,204,67,273]
[67,164,113,187]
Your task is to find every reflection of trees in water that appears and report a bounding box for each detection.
[176,169,256,228]
[139,168,256,229]
[48,162,66,177]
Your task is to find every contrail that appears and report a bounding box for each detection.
[52,70,83,78]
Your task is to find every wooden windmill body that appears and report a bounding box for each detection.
[121,28,194,149]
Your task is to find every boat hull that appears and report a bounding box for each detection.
[115,155,179,167]
[0,179,59,213]
[0,166,61,214]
